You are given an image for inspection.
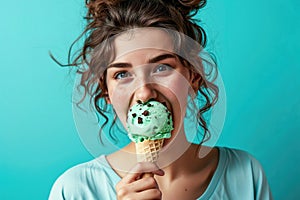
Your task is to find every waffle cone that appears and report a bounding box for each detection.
[135,139,164,162]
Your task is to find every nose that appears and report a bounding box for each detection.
[133,84,157,103]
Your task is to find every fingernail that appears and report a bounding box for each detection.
[158,169,165,175]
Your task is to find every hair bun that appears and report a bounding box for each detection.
[87,0,206,19]
[165,0,206,17]
[86,0,119,18]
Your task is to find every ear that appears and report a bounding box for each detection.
[98,76,111,104]
[105,94,111,104]
[190,72,201,92]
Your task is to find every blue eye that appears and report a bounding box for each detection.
[114,71,131,79]
[154,64,172,73]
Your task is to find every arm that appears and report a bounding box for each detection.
[48,175,66,200]
[251,158,273,200]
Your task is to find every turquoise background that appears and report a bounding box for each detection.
[0,0,299,199]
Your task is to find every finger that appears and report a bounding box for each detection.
[122,162,164,184]
[128,176,159,192]
[117,187,162,200]
[130,162,164,176]
[135,188,162,200]
[142,173,154,178]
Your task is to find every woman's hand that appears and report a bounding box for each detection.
[116,162,165,200]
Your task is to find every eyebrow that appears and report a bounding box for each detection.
[148,53,176,63]
[107,53,176,68]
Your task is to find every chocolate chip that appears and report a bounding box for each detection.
[147,103,152,107]
[132,113,137,118]
[140,138,144,142]
[138,117,143,124]
[142,110,149,116]
[153,126,158,129]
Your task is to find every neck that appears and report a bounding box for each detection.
[160,145,214,179]
[106,130,218,180]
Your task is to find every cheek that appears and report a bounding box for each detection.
[107,84,131,125]
[163,73,191,107]
[158,75,191,130]
[169,81,189,121]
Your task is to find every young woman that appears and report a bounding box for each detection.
[49,0,273,199]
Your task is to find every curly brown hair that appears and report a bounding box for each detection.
[52,0,218,144]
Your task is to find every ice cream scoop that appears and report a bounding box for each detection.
[127,101,173,143]
[126,100,173,163]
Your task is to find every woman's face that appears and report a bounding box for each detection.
[105,28,197,143]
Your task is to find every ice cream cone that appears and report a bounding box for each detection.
[127,101,172,177]
[135,139,164,162]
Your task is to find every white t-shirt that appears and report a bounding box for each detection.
[49,147,273,200]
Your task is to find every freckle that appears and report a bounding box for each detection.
[185,188,188,192]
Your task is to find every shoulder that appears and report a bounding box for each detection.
[217,147,273,199]
[220,147,260,166]
[54,156,106,183]
[49,156,118,199]
[219,147,265,180]
[219,147,267,175]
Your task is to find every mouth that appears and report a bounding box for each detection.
[129,99,171,113]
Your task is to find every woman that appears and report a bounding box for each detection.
[49,0,273,199]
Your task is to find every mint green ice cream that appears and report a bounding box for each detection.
[127,101,173,143]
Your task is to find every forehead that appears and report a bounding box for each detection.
[113,28,174,60]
